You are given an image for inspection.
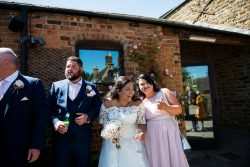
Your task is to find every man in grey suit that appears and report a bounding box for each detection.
[0,47,48,167]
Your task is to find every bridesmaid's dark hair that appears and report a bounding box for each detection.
[137,73,160,98]
[104,76,139,101]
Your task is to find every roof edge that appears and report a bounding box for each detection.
[0,0,249,37]
[159,0,191,19]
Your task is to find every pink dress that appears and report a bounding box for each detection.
[142,89,189,167]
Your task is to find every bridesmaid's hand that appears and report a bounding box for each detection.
[156,100,168,111]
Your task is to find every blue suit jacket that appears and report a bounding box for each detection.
[48,79,101,140]
[0,73,48,165]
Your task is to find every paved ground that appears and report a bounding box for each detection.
[186,128,250,167]
[185,120,214,138]
[31,128,250,167]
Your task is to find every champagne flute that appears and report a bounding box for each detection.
[135,128,143,153]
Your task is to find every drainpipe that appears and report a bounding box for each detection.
[20,8,29,74]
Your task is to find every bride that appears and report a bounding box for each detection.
[98,76,149,167]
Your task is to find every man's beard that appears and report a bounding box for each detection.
[65,70,82,81]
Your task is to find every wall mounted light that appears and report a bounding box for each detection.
[189,35,216,43]
[8,16,24,32]
[30,37,46,46]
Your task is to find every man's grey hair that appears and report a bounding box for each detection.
[0,47,17,65]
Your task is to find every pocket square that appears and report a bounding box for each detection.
[20,97,29,101]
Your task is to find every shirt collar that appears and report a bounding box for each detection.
[68,78,82,86]
[4,70,19,83]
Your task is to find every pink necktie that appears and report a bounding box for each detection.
[0,80,6,100]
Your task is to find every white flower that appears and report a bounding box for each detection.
[101,120,125,149]
[12,80,24,94]
[87,90,96,97]
[86,85,92,91]
[86,85,96,97]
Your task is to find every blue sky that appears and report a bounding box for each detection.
[8,0,184,18]
[79,50,118,74]
[184,66,208,78]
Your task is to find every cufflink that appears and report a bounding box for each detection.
[86,118,90,124]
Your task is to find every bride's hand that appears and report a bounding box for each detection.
[135,131,144,141]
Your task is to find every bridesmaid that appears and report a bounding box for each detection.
[137,73,189,167]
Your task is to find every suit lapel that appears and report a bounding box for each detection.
[78,80,88,112]
[1,73,24,117]
[60,80,69,109]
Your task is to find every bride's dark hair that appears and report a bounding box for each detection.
[104,76,139,101]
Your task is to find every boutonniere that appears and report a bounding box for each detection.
[12,80,24,94]
[86,85,96,97]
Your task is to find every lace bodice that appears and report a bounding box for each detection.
[99,104,146,138]
[98,104,149,167]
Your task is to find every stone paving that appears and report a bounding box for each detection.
[186,128,250,167]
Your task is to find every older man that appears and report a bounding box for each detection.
[0,47,48,167]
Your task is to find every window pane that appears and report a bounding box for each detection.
[182,65,214,139]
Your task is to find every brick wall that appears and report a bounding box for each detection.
[180,40,250,130]
[0,9,21,64]
[165,0,250,29]
[0,9,184,153]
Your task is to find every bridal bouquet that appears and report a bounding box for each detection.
[101,120,125,149]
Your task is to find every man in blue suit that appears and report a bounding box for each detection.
[0,47,48,167]
[48,56,102,167]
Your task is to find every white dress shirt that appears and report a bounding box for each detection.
[1,70,19,97]
[68,79,82,100]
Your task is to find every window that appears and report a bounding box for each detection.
[76,40,124,97]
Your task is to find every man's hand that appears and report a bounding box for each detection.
[54,121,68,134]
[27,148,40,163]
[75,113,89,125]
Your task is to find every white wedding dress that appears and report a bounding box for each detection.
[98,104,149,167]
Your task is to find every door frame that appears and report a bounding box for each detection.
[182,60,219,149]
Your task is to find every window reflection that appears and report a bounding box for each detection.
[182,66,214,139]
[79,49,120,98]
